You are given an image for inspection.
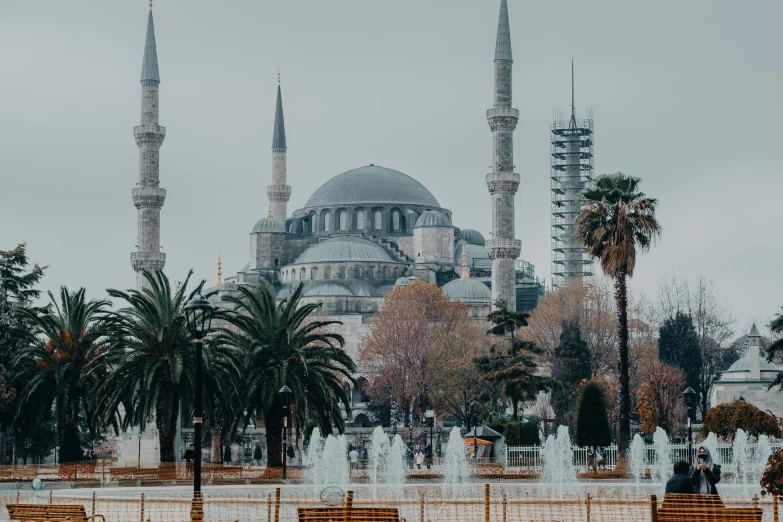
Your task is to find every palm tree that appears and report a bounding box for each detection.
[575,173,661,453]
[89,270,240,463]
[767,310,783,390]
[217,281,356,468]
[13,287,110,462]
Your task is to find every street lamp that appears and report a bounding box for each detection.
[436,426,442,458]
[279,385,293,480]
[425,410,435,469]
[683,386,697,463]
[184,295,215,521]
[470,400,480,463]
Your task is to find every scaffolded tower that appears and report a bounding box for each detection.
[550,63,594,288]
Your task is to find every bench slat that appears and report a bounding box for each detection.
[8,503,91,522]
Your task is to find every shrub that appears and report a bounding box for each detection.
[761,449,783,495]
[700,400,782,441]
[253,445,263,461]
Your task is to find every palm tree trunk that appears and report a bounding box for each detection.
[156,399,179,463]
[614,266,631,454]
[265,411,283,468]
[211,425,222,463]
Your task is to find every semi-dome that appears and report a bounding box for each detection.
[455,243,491,270]
[303,281,354,297]
[303,165,440,208]
[252,216,287,234]
[460,229,486,245]
[293,236,396,264]
[724,356,781,373]
[442,277,491,303]
[394,277,410,287]
[415,210,451,228]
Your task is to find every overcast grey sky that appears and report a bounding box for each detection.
[1,1,780,336]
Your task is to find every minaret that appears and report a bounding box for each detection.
[131,1,167,290]
[266,71,291,220]
[215,256,223,288]
[485,0,521,311]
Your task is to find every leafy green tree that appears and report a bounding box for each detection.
[6,410,56,465]
[13,287,109,462]
[476,303,556,420]
[253,444,262,461]
[551,319,592,427]
[575,380,611,448]
[575,173,662,452]
[657,311,702,402]
[0,244,45,463]
[217,281,356,468]
[503,417,540,446]
[89,270,240,462]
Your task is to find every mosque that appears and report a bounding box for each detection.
[129,0,544,423]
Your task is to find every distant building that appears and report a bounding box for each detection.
[709,324,783,412]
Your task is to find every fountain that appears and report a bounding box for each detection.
[442,427,470,497]
[651,427,671,490]
[701,432,721,465]
[754,434,773,483]
[629,434,646,492]
[305,429,349,493]
[541,426,576,496]
[368,427,391,499]
[387,435,408,487]
[732,429,751,489]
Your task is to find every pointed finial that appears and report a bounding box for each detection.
[149,0,153,11]
[571,58,575,118]
[268,206,273,218]
[215,255,223,288]
[461,251,469,279]
[277,66,281,85]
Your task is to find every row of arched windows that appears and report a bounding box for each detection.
[280,265,404,283]
[305,209,402,235]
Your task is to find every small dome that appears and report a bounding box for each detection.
[460,229,485,245]
[303,281,354,297]
[442,278,491,303]
[293,236,396,264]
[455,243,491,270]
[374,284,395,296]
[252,217,287,234]
[304,165,440,208]
[220,281,238,292]
[394,277,410,287]
[414,210,451,228]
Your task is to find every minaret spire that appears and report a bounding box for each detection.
[486,0,521,311]
[215,255,223,288]
[267,71,291,220]
[461,251,469,279]
[131,4,167,289]
[569,59,577,129]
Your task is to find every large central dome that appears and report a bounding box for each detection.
[304,165,440,208]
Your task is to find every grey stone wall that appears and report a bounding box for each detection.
[413,227,454,264]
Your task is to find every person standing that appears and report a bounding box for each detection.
[666,461,695,494]
[184,444,196,478]
[415,451,425,470]
[691,447,721,496]
[349,448,359,470]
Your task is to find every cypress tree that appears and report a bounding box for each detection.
[551,319,593,427]
[658,311,701,396]
[575,381,611,448]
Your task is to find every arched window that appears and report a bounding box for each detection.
[382,266,389,279]
[354,266,361,279]
[393,267,399,279]
[291,269,297,281]
[310,213,316,234]
[339,266,346,279]
[323,212,331,232]
[368,266,375,280]
[311,267,319,280]
[392,211,400,230]
[300,267,306,280]
[339,211,347,231]
[325,266,332,280]
[356,210,365,230]
[375,211,382,230]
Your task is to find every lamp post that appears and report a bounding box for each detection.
[436,426,442,458]
[184,295,215,522]
[683,386,697,464]
[425,410,434,469]
[279,385,293,480]
[470,400,479,463]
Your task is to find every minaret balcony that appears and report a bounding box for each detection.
[132,187,167,209]
[486,107,519,120]
[134,124,166,146]
[266,184,292,199]
[486,172,520,194]
[486,239,521,260]
[130,252,166,271]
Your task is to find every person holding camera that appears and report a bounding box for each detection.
[691,446,721,495]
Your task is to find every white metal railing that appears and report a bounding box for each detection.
[504,442,783,470]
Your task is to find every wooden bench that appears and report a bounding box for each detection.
[297,507,402,522]
[651,494,762,522]
[7,503,105,522]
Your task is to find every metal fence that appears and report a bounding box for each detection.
[504,442,783,470]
